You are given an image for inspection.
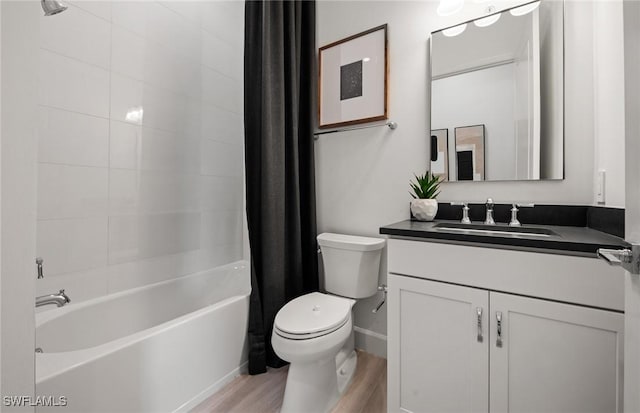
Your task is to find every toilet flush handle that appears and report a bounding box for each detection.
[372,285,388,314]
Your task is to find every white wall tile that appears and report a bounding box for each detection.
[112,1,201,63]
[110,121,201,173]
[201,33,235,78]
[67,1,112,22]
[200,140,243,177]
[37,217,108,276]
[37,164,108,220]
[201,104,243,145]
[197,242,243,272]
[202,67,241,113]
[108,212,201,264]
[109,120,141,170]
[34,1,244,305]
[40,3,111,69]
[201,210,243,248]
[106,250,202,294]
[111,25,203,100]
[200,176,243,212]
[200,2,244,49]
[38,107,109,167]
[110,73,203,134]
[36,266,109,305]
[39,49,110,117]
[109,169,200,215]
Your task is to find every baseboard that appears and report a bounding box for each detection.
[354,326,387,359]
[174,360,249,412]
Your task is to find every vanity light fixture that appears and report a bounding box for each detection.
[474,5,501,27]
[442,23,468,37]
[437,0,464,17]
[510,1,540,16]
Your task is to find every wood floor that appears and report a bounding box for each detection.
[191,350,387,413]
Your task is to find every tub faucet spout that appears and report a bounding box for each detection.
[36,289,70,308]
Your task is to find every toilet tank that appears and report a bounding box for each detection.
[317,233,385,299]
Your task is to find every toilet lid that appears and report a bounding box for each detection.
[274,293,352,339]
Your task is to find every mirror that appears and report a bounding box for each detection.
[430,0,564,182]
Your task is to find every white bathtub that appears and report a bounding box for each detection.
[35,261,250,413]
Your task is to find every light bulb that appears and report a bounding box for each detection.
[442,23,468,37]
[474,13,501,27]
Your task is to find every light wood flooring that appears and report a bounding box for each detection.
[191,350,387,413]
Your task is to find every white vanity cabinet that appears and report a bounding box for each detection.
[387,239,625,413]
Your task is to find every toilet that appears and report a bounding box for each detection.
[271,233,385,413]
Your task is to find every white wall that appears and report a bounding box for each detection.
[1,2,38,410]
[34,1,245,305]
[316,0,627,355]
[593,0,625,208]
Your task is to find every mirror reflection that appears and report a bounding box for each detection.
[430,0,564,182]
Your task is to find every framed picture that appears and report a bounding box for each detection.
[430,129,449,181]
[455,125,485,181]
[318,24,388,128]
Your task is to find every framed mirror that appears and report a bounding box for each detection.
[430,0,564,182]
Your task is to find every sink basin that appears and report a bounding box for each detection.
[433,222,559,237]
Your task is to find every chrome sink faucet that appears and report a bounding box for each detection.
[484,198,495,225]
[509,203,535,227]
[450,202,471,224]
[36,289,70,308]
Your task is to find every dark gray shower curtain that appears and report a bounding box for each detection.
[243,0,319,374]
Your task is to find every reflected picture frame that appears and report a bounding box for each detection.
[318,24,388,129]
[430,129,449,181]
[454,125,485,181]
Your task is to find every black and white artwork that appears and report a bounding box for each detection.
[340,60,363,101]
[318,24,388,128]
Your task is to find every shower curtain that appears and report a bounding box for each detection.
[243,0,319,374]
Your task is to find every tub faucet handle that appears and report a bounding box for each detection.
[36,257,44,279]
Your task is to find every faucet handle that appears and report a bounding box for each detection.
[510,203,534,227]
[450,201,469,208]
[450,202,471,224]
[486,198,494,210]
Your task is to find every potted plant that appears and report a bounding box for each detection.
[409,170,441,221]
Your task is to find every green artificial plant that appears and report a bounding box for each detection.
[409,170,441,200]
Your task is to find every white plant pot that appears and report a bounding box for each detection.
[411,199,438,221]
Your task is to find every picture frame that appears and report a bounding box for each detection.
[318,24,388,129]
[454,125,485,181]
[430,129,449,181]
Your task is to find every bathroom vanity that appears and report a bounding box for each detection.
[381,220,627,413]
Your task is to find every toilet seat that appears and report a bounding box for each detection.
[274,292,353,340]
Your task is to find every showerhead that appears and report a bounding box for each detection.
[41,0,68,16]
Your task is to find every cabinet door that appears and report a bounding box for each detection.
[388,274,489,413]
[489,292,624,413]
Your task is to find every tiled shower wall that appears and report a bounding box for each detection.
[35,1,245,303]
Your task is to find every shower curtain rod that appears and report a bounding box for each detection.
[313,120,398,139]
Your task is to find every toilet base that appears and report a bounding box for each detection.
[280,350,358,413]
[336,349,357,395]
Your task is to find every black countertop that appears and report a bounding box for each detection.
[380,220,629,257]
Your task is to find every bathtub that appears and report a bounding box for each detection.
[35,261,250,413]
